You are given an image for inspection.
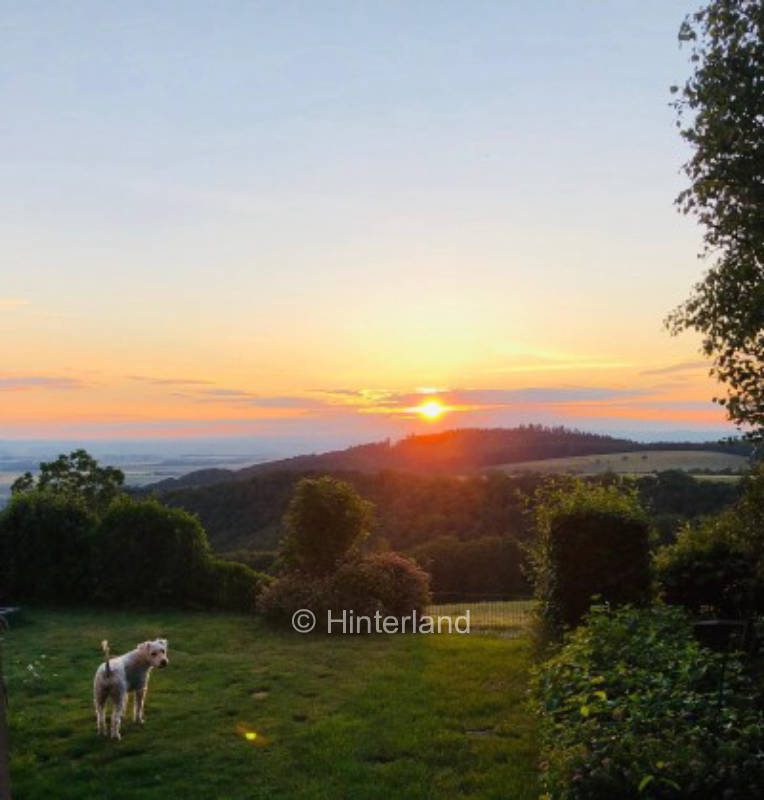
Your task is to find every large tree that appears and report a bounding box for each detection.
[11,449,124,512]
[667,0,764,443]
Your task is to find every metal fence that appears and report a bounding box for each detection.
[426,593,536,633]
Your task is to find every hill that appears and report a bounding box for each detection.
[144,425,751,492]
[159,468,741,556]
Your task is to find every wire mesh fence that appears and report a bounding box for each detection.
[426,593,536,634]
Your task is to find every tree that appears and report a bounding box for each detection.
[280,477,372,575]
[667,0,764,442]
[11,449,124,511]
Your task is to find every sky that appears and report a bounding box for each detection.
[0,0,737,448]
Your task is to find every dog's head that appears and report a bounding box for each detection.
[139,638,169,668]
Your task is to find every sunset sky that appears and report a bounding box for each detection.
[1,1,735,445]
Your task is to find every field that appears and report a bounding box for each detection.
[491,449,748,477]
[5,610,538,800]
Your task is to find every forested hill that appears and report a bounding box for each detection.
[145,425,750,492]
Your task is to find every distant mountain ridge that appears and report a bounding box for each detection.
[144,425,751,492]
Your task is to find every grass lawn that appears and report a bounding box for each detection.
[5,609,538,800]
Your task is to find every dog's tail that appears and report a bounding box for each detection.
[101,639,111,676]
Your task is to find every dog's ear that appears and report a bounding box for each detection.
[138,641,152,652]
[157,638,168,648]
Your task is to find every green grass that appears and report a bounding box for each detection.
[427,600,535,632]
[5,610,538,800]
[491,449,748,477]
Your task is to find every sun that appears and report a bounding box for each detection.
[416,399,446,420]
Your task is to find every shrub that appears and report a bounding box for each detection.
[257,571,331,627]
[527,478,650,639]
[259,552,430,629]
[218,548,278,574]
[330,551,431,618]
[0,490,97,604]
[655,515,757,617]
[280,476,372,575]
[532,604,764,799]
[655,465,764,617]
[203,559,268,612]
[93,497,211,608]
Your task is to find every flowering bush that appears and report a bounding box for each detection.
[257,571,331,626]
[330,551,431,618]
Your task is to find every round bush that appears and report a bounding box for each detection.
[257,571,331,627]
[93,497,211,607]
[330,552,431,618]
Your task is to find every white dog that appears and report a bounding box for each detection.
[93,638,169,740]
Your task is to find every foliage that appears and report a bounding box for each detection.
[330,552,431,618]
[410,535,528,596]
[667,0,764,441]
[217,548,278,574]
[526,478,651,640]
[0,490,97,604]
[280,476,373,575]
[259,552,430,629]
[0,488,264,612]
[655,514,756,616]
[93,497,212,608]
[532,604,764,799]
[203,559,268,613]
[11,449,124,512]
[655,462,764,614]
[163,468,737,564]
[257,571,331,627]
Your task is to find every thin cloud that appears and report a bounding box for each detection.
[318,386,651,412]
[641,361,710,375]
[191,389,329,409]
[0,376,84,391]
[0,298,29,309]
[128,375,214,385]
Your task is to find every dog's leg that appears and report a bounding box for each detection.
[94,682,108,735]
[134,687,147,724]
[110,690,126,740]
[95,700,107,735]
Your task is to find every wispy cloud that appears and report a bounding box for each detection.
[641,361,710,375]
[0,376,84,391]
[128,375,214,386]
[0,298,29,309]
[318,386,650,413]
[181,388,330,410]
